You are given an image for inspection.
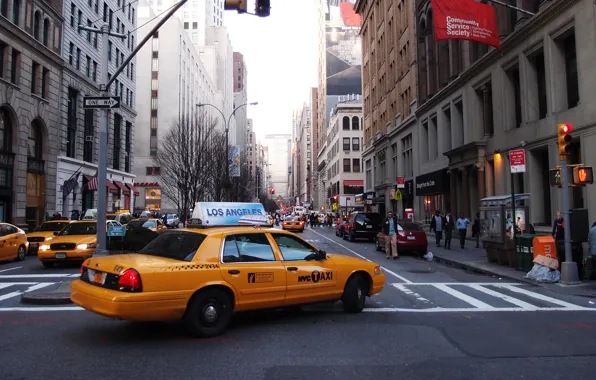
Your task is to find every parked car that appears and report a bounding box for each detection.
[375,221,428,256]
[335,219,350,238]
[343,212,383,242]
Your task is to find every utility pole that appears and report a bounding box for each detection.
[560,157,579,283]
[81,0,188,256]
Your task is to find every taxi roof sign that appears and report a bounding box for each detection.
[189,202,268,227]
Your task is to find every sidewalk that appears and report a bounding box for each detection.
[424,232,596,298]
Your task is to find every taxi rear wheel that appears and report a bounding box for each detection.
[16,245,26,261]
[342,274,368,313]
[184,288,233,338]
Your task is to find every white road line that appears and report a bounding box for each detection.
[401,282,520,286]
[25,282,55,292]
[0,266,22,273]
[0,282,37,290]
[431,283,495,309]
[467,284,538,310]
[0,274,77,279]
[363,306,595,313]
[392,283,430,303]
[497,284,582,309]
[0,306,83,312]
[0,282,55,301]
[309,229,413,283]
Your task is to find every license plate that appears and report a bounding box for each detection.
[55,252,67,259]
[93,272,105,285]
[407,236,416,240]
[29,243,38,248]
[366,225,372,228]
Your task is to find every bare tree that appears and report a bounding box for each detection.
[152,111,219,222]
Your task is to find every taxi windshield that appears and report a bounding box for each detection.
[35,222,69,232]
[142,220,156,228]
[127,220,156,229]
[59,223,97,236]
[286,217,299,221]
[139,231,207,261]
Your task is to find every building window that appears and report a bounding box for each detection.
[145,167,160,176]
[33,11,42,40]
[351,116,359,130]
[43,18,50,46]
[12,0,20,25]
[77,10,82,33]
[343,159,351,173]
[41,68,49,98]
[31,62,39,94]
[85,55,91,77]
[342,116,350,130]
[352,137,359,151]
[76,48,81,69]
[505,64,522,129]
[69,42,74,65]
[125,121,131,172]
[0,108,11,152]
[83,109,94,163]
[113,113,121,170]
[352,159,360,173]
[563,32,579,109]
[10,48,20,85]
[66,89,78,158]
[28,120,42,159]
[401,134,413,178]
[342,137,350,151]
[108,41,112,61]
[92,61,97,81]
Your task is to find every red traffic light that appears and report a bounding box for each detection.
[561,123,572,134]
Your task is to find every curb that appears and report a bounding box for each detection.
[20,281,74,305]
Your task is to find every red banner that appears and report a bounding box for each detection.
[431,0,500,48]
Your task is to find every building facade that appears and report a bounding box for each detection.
[411,0,595,228]
[296,103,312,203]
[232,51,247,147]
[245,118,256,191]
[264,133,291,199]
[0,0,63,229]
[355,0,418,216]
[134,4,216,212]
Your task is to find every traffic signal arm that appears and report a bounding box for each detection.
[224,0,247,12]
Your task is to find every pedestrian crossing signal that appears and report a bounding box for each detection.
[549,167,562,187]
[573,166,594,185]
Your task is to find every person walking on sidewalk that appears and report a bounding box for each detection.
[472,212,481,248]
[430,210,444,247]
[456,213,471,249]
[383,211,399,260]
[443,212,454,250]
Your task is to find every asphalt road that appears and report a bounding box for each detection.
[0,226,595,379]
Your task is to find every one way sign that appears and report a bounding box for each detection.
[83,96,121,109]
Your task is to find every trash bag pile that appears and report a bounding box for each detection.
[524,264,561,283]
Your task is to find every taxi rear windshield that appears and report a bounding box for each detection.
[59,223,96,235]
[139,231,206,261]
[36,222,69,232]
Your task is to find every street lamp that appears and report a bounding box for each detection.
[196,102,258,192]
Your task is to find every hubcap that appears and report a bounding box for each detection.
[357,288,363,300]
[203,304,218,323]
[19,248,24,258]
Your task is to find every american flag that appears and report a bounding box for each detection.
[87,170,99,191]
[62,169,81,201]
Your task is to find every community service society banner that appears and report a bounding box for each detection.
[229,145,241,177]
[431,0,500,48]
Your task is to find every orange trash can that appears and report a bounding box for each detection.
[532,236,557,259]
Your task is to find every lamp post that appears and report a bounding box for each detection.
[196,102,258,198]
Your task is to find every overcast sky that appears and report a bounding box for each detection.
[225,2,318,140]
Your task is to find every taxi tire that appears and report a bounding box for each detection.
[184,288,233,338]
[16,245,26,261]
[342,274,367,313]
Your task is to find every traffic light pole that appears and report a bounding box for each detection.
[560,157,580,284]
[80,0,188,256]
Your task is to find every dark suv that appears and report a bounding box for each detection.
[343,212,383,242]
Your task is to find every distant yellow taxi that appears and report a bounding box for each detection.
[71,202,386,338]
[0,223,28,262]
[38,220,121,268]
[281,216,305,232]
[26,219,70,255]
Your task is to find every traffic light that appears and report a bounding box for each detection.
[573,166,594,185]
[224,0,247,13]
[269,188,275,194]
[558,123,573,160]
[332,195,338,202]
[255,0,270,17]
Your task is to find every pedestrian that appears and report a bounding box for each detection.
[430,210,443,247]
[472,212,481,248]
[443,212,454,250]
[383,211,399,260]
[552,211,564,241]
[589,222,596,255]
[456,213,471,249]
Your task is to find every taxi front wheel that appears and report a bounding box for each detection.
[183,288,233,338]
[342,275,367,313]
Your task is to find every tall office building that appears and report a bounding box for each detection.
[58,0,138,218]
[264,134,292,199]
[232,51,248,147]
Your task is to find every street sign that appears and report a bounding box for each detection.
[108,225,126,237]
[396,176,405,188]
[509,149,526,173]
[83,96,121,109]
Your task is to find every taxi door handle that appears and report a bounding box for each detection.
[228,270,240,275]
[287,267,298,272]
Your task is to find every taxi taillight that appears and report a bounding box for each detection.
[117,269,142,292]
[80,264,85,275]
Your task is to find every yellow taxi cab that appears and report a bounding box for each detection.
[127,218,168,234]
[71,202,386,338]
[26,219,70,255]
[0,223,29,262]
[38,220,121,268]
[281,216,305,232]
[107,210,133,225]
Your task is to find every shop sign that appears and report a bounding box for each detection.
[415,169,449,196]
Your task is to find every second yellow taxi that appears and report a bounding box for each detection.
[71,202,386,338]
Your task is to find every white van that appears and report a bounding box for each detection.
[294,206,306,216]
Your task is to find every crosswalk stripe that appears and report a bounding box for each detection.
[0,282,54,301]
[467,284,539,310]
[496,284,581,309]
[0,274,77,279]
[430,283,495,309]
[364,307,596,312]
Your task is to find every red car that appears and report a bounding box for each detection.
[375,221,428,256]
[335,219,350,238]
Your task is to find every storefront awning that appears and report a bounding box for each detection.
[114,181,129,195]
[106,180,119,195]
[344,180,364,187]
[134,182,160,187]
[126,183,140,196]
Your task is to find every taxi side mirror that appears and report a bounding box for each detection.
[53,231,59,236]
[316,250,327,261]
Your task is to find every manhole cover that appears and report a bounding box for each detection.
[407,269,435,274]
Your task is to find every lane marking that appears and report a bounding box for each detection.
[392,283,430,303]
[309,229,413,283]
[0,282,37,290]
[397,282,519,286]
[467,284,538,310]
[363,306,595,312]
[0,282,55,301]
[0,274,77,279]
[431,283,495,309]
[0,266,22,273]
[0,306,83,312]
[497,284,582,309]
